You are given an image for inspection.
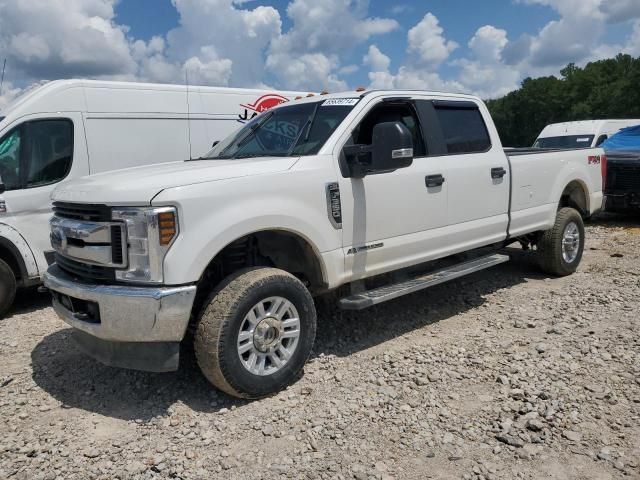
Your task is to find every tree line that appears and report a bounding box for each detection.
[485,54,640,147]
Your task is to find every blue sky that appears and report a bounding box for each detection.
[1,0,640,106]
[114,0,560,88]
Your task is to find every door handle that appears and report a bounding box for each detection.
[491,167,507,179]
[425,174,445,188]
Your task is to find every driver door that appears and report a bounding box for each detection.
[336,98,449,280]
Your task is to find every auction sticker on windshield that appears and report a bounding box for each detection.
[323,98,359,106]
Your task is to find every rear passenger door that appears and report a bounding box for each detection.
[416,100,510,249]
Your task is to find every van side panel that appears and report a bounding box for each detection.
[84,116,191,173]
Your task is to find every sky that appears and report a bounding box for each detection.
[1,0,640,108]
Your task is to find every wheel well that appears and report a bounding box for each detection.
[190,231,325,325]
[559,181,588,217]
[0,242,24,284]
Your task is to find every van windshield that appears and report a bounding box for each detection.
[199,99,357,160]
[534,135,595,149]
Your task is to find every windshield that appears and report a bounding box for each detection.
[534,135,595,149]
[200,99,357,159]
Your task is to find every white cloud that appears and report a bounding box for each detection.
[407,13,458,65]
[0,82,24,110]
[363,45,391,72]
[265,0,398,90]
[2,0,640,104]
[0,0,137,82]
[363,15,464,94]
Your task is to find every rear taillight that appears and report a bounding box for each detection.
[601,154,607,191]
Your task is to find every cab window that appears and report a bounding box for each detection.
[0,119,73,191]
[352,103,426,157]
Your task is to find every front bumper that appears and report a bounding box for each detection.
[44,265,197,371]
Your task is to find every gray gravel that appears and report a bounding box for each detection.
[1,214,639,479]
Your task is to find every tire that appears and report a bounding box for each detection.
[194,267,317,399]
[536,207,585,276]
[0,258,16,318]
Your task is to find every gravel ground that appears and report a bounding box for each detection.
[1,214,639,480]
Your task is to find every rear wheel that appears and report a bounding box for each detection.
[0,258,17,318]
[536,207,585,276]
[194,267,316,399]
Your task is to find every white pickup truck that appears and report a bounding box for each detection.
[44,90,604,399]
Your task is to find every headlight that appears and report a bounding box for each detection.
[112,206,178,283]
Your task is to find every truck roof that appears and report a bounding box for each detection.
[286,89,483,105]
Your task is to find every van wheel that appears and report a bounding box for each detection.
[0,258,17,317]
[194,267,317,399]
[536,207,585,276]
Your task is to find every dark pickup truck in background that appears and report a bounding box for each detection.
[604,151,640,213]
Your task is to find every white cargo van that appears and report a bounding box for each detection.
[0,79,307,315]
[534,119,640,149]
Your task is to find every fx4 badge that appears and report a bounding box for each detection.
[588,155,602,165]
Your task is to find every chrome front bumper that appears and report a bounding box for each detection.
[44,265,197,342]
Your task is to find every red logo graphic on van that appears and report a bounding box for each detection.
[238,93,290,122]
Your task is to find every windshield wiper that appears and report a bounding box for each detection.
[286,103,320,157]
[234,111,275,149]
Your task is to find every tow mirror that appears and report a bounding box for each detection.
[371,122,413,172]
[343,121,414,178]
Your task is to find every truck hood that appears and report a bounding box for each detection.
[52,156,299,204]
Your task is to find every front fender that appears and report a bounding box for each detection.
[0,223,40,283]
[154,170,342,285]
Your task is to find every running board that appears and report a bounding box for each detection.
[339,253,510,310]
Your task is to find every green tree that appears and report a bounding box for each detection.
[486,54,640,147]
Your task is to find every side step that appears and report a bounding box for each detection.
[339,253,510,310]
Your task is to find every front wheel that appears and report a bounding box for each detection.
[536,207,585,276]
[0,258,17,318]
[194,267,317,399]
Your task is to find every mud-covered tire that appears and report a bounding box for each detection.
[0,258,16,318]
[536,207,585,276]
[194,267,316,399]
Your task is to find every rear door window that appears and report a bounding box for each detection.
[433,105,491,154]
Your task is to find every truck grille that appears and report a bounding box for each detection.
[52,202,111,222]
[55,254,116,282]
[606,163,640,192]
[50,202,128,283]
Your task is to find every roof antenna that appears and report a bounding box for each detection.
[185,69,193,160]
[0,59,6,97]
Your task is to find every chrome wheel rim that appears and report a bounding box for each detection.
[237,296,301,376]
[562,222,580,263]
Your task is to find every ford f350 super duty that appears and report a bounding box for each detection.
[44,90,604,399]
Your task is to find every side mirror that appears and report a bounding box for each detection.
[211,140,219,148]
[371,121,414,172]
[343,121,414,178]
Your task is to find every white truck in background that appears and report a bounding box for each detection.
[534,119,640,149]
[0,79,308,315]
[45,90,604,399]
